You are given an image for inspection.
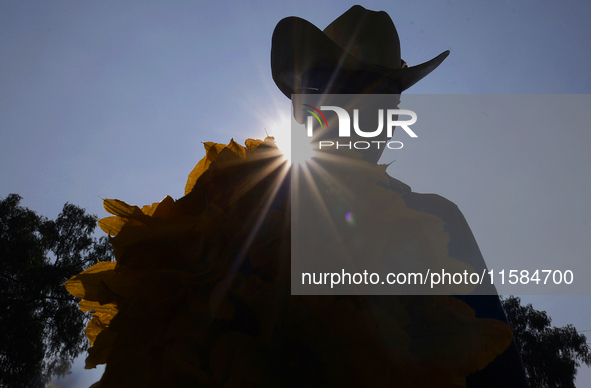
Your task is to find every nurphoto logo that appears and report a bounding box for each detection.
[300,99,418,151]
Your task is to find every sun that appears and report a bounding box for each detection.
[264,110,291,161]
[242,73,315,166]
[263,109,315,166]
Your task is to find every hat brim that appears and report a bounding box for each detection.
[271,16,449,97]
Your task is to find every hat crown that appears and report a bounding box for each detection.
[270,5,449,98]
[322,5,402,69]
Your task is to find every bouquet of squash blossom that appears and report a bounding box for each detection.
[66,138,512,387]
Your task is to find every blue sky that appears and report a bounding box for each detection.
[2,0,591,386]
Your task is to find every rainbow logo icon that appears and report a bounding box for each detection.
[302,104,328,128]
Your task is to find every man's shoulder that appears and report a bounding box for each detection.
[388,175,476,230]
[383,174,462,220]
[405,191,460,211]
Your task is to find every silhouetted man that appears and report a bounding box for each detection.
[272,5,529,387]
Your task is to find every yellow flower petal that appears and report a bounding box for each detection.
[98,216,127,236]
[85,328,117,369]
[65,261,117,300]
[79,300,118,315]
[226,138,246,158]
[244,138,263,150]
[185,156,210,195]
[103,198,143,217]
[86,311,116,346]
[185,142,228,194]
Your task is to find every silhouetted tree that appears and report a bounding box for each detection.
[0,194,113,387]
[501,295,591,388]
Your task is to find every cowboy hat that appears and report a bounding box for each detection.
[271,5,449,97]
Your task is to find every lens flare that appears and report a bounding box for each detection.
[345,211,356,226]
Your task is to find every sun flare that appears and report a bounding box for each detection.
[263,109,316,166]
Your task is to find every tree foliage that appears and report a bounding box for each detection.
[0,194,113,387]
[501,296,591,388]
